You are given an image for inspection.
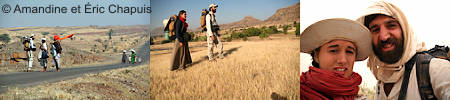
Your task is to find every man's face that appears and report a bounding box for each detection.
[368,15,404,64]
[211,7,217,13]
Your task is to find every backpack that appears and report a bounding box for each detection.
[24,42,31,51]
[200,9,209,32]
[398,53,438,100]
[164,15,178,40]
[23,39,31,51]
[41,50,49,59]
[53,41,62,54]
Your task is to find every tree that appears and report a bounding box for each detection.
[0,34,11,44]
[269,26,278,33]
[244,27,261,36]
[107,29,114,48]
[283,25,289,34]
[41,32,50,36]
[107,29,113,40]
[295,23,300,36]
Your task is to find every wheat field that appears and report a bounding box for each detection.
[150,34,300,99]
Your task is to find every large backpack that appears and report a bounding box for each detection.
[53,41,62,54]
[398,53,440,100]
[200,9,209,32]
[164,15,178,40]
[23,39,31,51]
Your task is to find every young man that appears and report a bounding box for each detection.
[38,38,49,72]
[22,36,32,72]
[357,1,450,99]
[206,4,224,61]
[27,34,36,72]
[51,35,63,72]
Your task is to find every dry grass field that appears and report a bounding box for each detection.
[0,63,150,99]
[150,34,300,99]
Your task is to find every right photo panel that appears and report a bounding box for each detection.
[300,0,450,100]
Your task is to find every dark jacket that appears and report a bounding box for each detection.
[174,17,187,42]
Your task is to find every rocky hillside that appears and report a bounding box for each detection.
[150,26,164,36]
[263,3,300,25]
[191,2,300,32]
[219,16,263,30]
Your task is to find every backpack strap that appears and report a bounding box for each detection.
[416,54,437,100]
[398,54,417,100]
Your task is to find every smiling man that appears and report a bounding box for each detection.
[357,1,450,100]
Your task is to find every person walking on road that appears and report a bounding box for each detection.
[38,38,49,72]
[51,35,63,72]
[25,34,36,72]
[131,49,136,64]
[122,50,127,63]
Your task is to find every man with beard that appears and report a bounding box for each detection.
[206,4,224,61]
[357,1,450,100]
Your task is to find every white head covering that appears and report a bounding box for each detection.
[209,4,218,8]
[356,1,427,83]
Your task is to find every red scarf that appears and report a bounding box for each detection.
[300,66,362,100]
[179,16,188,29]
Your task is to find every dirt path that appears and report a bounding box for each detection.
[150,34,300,99]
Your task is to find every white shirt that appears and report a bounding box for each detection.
[206,12,218,37]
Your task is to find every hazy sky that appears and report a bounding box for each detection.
[150,0,299,30]
[301,0,450,88]
[0,0,150,28]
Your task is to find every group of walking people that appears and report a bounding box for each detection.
[23,34,71,72]
[122,49,142,64]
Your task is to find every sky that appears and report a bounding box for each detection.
[150,0,299,30]
[300,0,450,88]
[0,0,150,28]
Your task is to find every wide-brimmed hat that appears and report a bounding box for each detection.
[300,18,372,61]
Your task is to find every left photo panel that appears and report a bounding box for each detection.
[0,0,151,99]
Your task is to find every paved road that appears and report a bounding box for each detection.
[0,41,150,93]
